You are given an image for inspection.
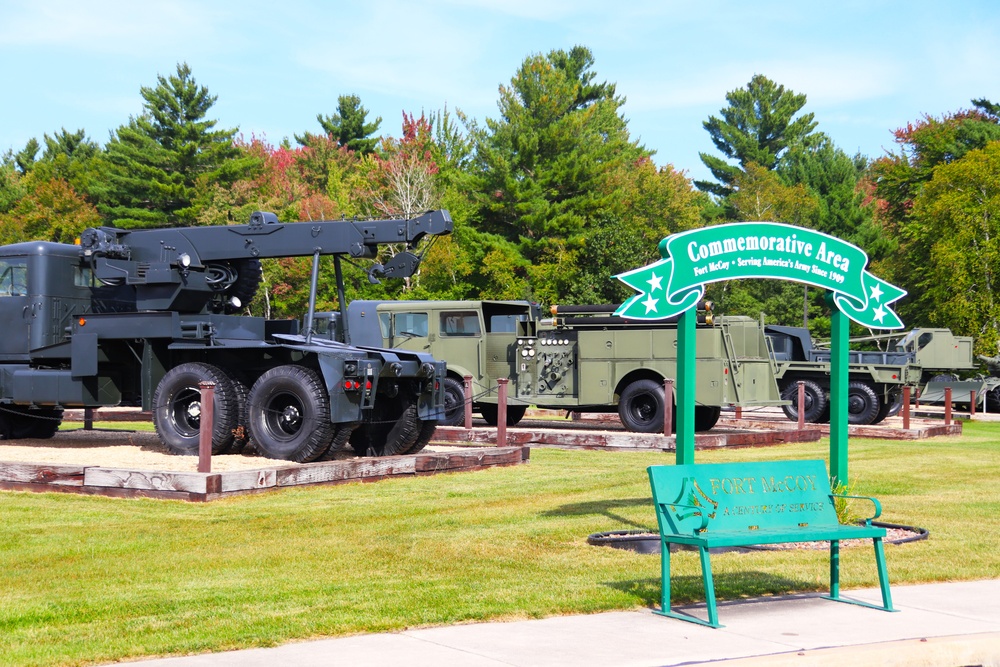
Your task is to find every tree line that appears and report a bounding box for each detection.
[3,50,999,354]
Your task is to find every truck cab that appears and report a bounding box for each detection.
[0,242,95,361]
[346,300,539,425]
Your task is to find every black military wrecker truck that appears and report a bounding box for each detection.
[0,210,453,461]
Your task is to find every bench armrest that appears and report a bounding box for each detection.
[658,501,711,534]
[830,493,883,526]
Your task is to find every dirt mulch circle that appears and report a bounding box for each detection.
[588,522,928,554]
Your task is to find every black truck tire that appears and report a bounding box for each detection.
[479,403,527,426]
[403,419,439,455]
[350,398,421,457]
[220,374,250,454]
[847,381,881,425]
[22,408,63,439]
[247,365,335,462]
[694,405,722,431]
[618,379,666,433]
[153,362,241,455]
[780,379,828,423]
[317,422,360,460]
[872,390,902,424]
[439,377,467,426]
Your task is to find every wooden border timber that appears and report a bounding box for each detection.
[431,425,822,451]
[0,446,530,502]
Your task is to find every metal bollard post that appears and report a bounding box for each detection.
[663,378,674,438]
[970,390,977,417]
[497,378,508,446]
[198,381,215,473]
[797,380,806,430]
[83,406,94,431]
[735,405,742,420]
[463,375,473,429]
[944,386,952,425]
[902,386,911,430]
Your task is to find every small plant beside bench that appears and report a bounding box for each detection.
[647,459,896,628]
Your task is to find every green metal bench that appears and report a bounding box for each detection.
[647,459,896,628]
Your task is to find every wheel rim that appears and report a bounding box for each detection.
[263,391,306,441]
[848,393,867,415]
[443,385,463,421]
[168,388,202,437]
[629,393,657,425]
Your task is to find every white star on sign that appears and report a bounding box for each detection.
[647,273,663,293]
[869,283,883,303]
[643,295,659,313]
[873,305,886,323]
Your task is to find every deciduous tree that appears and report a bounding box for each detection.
[900,142,1000,352]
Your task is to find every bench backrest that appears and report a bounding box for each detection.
[648,460,838,536]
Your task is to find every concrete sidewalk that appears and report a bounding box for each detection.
[117,580,1000,666]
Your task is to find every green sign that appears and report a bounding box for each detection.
[614,222,906,329]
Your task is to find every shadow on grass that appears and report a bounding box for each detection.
[541,497,654,531]
[607,571,817,607]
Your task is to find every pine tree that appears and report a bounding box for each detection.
[99,63,254,228]
[697,74,820,197]
[296,94,382,155]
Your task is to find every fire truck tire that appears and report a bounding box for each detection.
[694,405,722,431]
[153,362,241,455]
[439,377,467,426]
[618,379,666,433]
[247,365,335,462]
[780,379,828,423]
[847,381,881,425]
[479,403,527,426]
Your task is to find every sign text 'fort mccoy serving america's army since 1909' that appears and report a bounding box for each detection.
[613,222,908,330]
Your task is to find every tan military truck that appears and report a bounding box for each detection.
[341,300,784,432]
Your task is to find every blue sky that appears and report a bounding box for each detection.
[1,0,998,183]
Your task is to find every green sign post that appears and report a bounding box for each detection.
[615,222,906,483]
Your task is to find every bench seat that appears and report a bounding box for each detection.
[648,459,896,628]
[665,522,886,548]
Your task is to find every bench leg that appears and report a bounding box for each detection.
[830,540,840,600]
[660,539,671,612]
[822,537,897,613]
[699,545,720,628]
[873,537,896,611]
[653,543,723,628]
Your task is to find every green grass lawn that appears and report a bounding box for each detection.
[2,422,999,667]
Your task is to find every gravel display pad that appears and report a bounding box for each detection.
[0,429,467,472]
[0,430,296,471]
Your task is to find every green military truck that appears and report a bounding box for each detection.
[764,325,920,425]
[893,328,1000,410]
[339,300,784,433]
[764,325,985,424]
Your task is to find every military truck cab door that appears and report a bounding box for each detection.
[436,310,483,379]
[0,258,31,360]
